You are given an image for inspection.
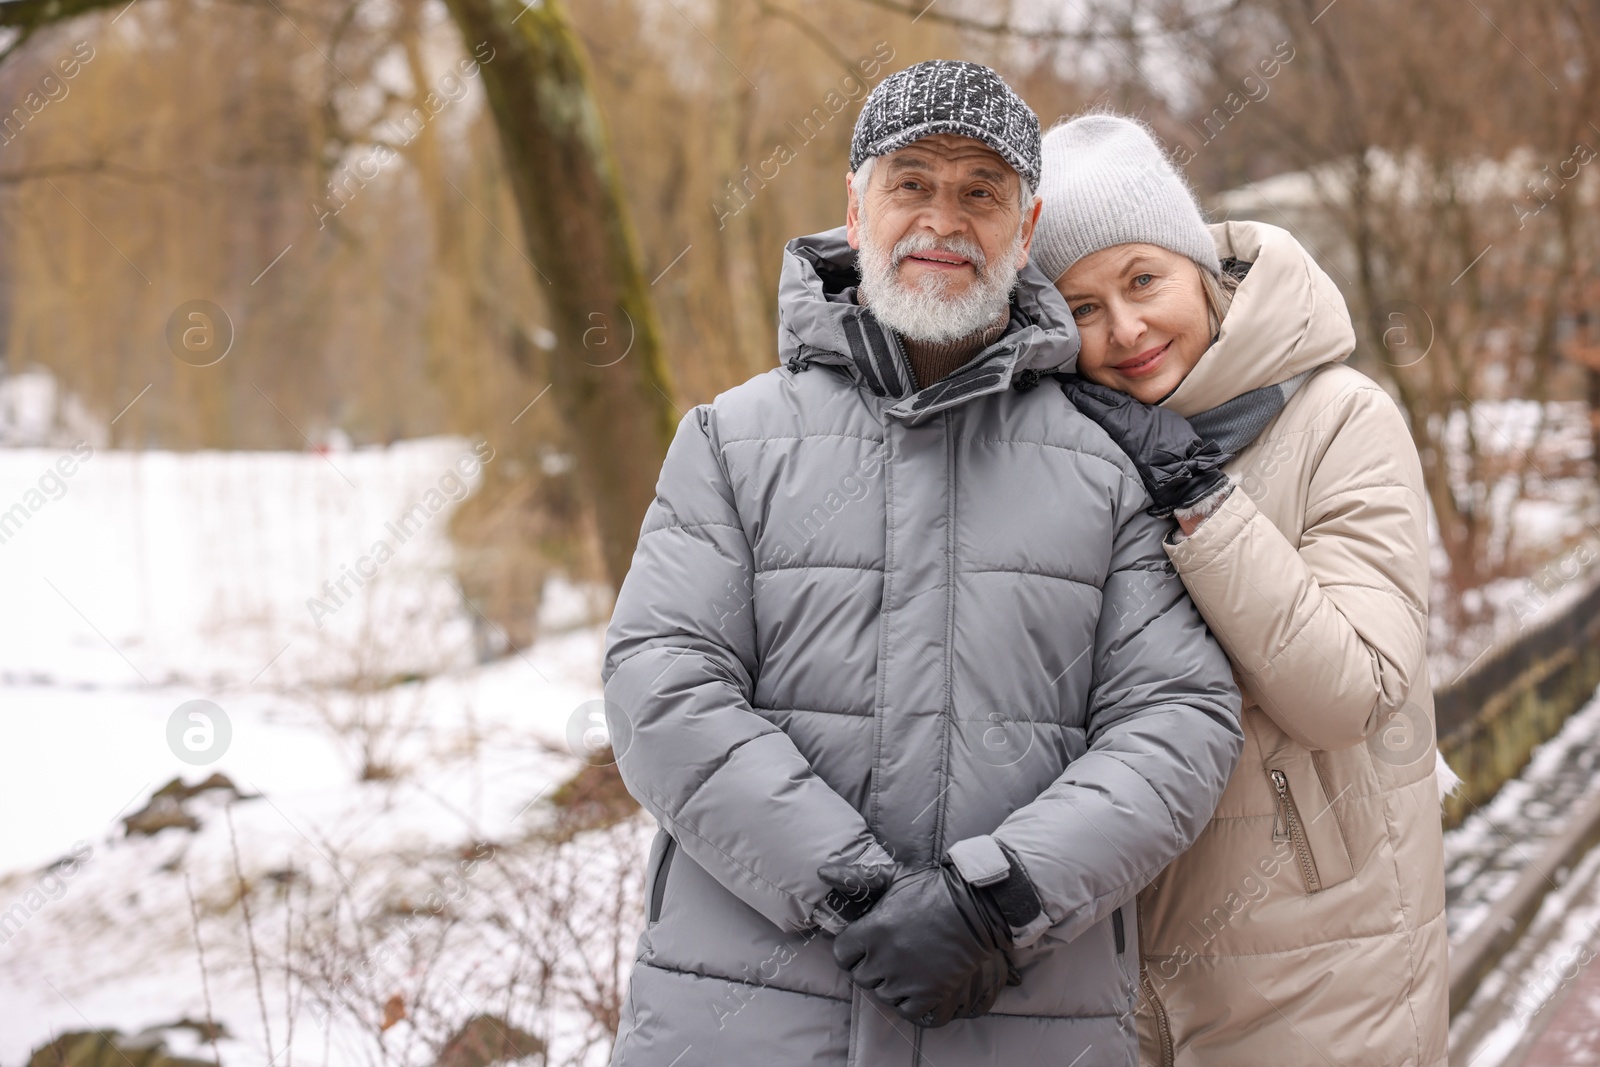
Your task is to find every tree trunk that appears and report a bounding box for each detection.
[1588,366,1600,491]
[0,0,680,592]
[711,0,773,383]
[440,0,678,591]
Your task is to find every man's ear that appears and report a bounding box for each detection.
[1016,196,1043,268]
[846,171,863,250]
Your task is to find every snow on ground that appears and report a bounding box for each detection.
[0,439,629,1066]
[1447,688,1600,1065]
[1449,822,1600,1067]
[0,436,495,690]
[1444,685,1600,945]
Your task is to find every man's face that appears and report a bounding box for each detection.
[845,134,1040,344]
[846,134,1039,298]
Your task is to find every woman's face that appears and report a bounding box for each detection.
[1054,243,1212,405]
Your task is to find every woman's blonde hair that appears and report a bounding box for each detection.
[1198,264,1241,336]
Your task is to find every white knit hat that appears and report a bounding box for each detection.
[1031,113,1220,283]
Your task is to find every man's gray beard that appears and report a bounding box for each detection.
[856,218,1025,344]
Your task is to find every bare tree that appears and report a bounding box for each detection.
[0,0,679,593]
[1155,0,1600,643]
[437,0,677,591]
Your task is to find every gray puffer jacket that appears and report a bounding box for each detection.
[602,227,1242,1067]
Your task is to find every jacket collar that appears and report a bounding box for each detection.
[1161,220,1356,418]
[776,227,1081,425]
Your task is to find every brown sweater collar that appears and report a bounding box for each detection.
[897,313,1011,390]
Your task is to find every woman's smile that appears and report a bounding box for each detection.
[1111,340,1170,378]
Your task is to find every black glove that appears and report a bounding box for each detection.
[1058,374,1230,517]
[820,862,1015,1028]
[815,859,897,927]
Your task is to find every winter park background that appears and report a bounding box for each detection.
[1,0,1599,1065]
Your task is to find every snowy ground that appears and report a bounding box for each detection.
[1441,679,1600,1065]
[0,438,631,1067]
[1446,684,1600,940]
[1449,824,1600,1067]
[1444,686,1600,945]
[1447,687,1600,1066]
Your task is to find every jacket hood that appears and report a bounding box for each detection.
[776,226,1081,423]
[1161,220,1357,418]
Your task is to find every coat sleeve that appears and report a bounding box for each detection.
[601,405,893,933]
[1163,383,1430,752]
[962,472,1245,947]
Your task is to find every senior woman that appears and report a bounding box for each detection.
[1030,113,1449,1067]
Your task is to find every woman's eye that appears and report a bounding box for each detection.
[1072,303,1096,319]
[1133,273,1154,287]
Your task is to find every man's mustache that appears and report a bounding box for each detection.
[892,233,988,277]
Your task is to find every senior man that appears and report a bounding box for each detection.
[602,61,1242,1067]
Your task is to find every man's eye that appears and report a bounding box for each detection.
[970,188,992,198]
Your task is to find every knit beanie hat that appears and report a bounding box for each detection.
[852,60,1042,188]
[1031,113,1220,283]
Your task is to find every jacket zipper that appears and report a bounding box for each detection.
[1140,964,1175,1067]
[1270,769,1322,893]
[929,409,958,858]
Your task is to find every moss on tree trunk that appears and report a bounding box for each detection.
[441,0,678,591]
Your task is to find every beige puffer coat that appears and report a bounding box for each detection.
[1133,220,1448,1066]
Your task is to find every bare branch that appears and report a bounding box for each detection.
[754,1,858,79]
[227,804,279,1067]
[848,0,1242,42]
[184,873,227,1067]
[0,0,123,31]
[0,157,188,185]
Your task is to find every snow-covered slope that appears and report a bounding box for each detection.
[0,439,627,1067]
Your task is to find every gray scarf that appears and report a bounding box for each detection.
[1186,369,1314,458]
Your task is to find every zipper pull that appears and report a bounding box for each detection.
[1271,769,1290,842]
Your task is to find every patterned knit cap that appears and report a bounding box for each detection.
[850,60,1042,187]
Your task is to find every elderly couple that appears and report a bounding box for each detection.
[602,61,1448,1067]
